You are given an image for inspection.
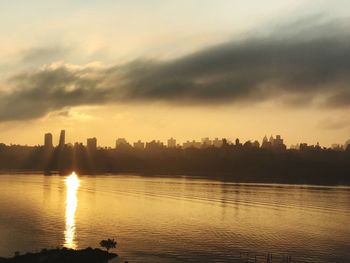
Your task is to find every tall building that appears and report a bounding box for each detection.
[267,135,286,150]
[87,137,97,151]
[261,135,272,149]
[44,133,53,148]
[273,135,284,147]
[235,138,241,146]
[262,135,268,144]
[167,138,176,148]
[59,130,65,147]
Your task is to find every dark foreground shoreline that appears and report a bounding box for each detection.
[0,248,117,263]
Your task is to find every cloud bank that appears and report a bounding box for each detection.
[1,17,350,122]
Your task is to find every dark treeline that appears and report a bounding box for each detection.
[0,141,350,185]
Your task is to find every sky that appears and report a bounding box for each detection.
[0,0,350,147]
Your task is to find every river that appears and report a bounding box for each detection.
[0,174,349,262]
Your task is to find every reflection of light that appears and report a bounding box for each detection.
[64,172,80,249]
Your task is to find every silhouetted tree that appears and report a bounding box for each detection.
[100,238,117,252]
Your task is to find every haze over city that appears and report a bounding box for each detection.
[1,0,350,147]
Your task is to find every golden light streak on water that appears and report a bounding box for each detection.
[64,172,80,249]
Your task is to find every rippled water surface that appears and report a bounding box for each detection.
[0,174,349,262]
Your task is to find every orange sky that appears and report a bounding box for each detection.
[0,1,350,147]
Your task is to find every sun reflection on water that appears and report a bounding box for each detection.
[64,172,80,249]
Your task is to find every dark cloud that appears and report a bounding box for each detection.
[1,17,350,122]
[0,66,110,121]
[326,91,350,108]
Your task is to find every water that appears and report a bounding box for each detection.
[0,174,349,262]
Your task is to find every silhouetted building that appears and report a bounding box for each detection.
[74,142,83,147]
[299,143,308,151]
[182,141,190,149]
[201,137,212,148]
[252,140,260,148]
[133,140,145,150]
[331,144,343,151]
[235,138,242,146]
[183,140,201,149]
[146,140,165,150]
[213,138,223,148]
[261,135,270,148]
[290,144,299,150]
[346,143,350,152]
[59,130,65,147]
[272,135,286,150]
[115,138,128,148]
[44,133,53,149]
[243,140,253,148]
[345,139,350,149]
[262,135,286,150]
[167,138,176,148]
[274,135,283,145]
[300,143,318,151]
[262,135,268,143]
[87,137,97,151]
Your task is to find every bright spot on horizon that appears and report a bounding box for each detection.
[64,171,80,249]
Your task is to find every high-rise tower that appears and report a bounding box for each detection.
[59,130,65,147]
[44,133,53,148]
[87,137,97,151]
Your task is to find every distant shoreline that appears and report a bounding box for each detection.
[1,144,349,186]
[1,169,350,187]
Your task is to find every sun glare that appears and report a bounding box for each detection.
[64,172,80,249]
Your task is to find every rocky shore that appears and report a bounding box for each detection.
[0,247,118,263]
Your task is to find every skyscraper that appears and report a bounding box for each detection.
[59,130,65,147]
[87,137,97,151]
[44,133,53,148]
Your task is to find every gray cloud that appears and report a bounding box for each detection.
[1,17,350,122]
[0,66,110,121]
[20,46,72,65]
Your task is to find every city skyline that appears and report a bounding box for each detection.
[7,130,348,150]
[1,127,349,148]
[1,129,349,185]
